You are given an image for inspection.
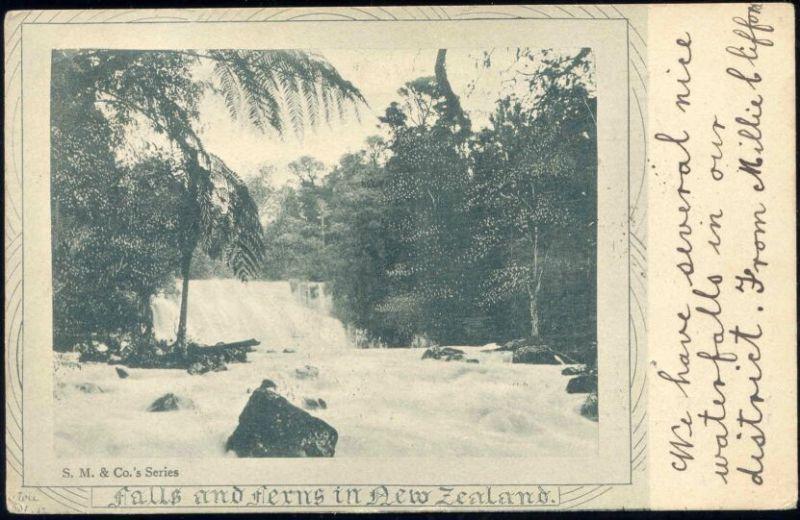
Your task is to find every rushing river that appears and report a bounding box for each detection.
[55,279,597,458]
[152,279,349,350]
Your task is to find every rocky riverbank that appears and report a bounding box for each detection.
[54,341,597,458]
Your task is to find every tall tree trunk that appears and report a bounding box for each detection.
[528,226,542,341]
[175,247,194,353]
[176,161,201,355]
[434,49,470,135]
[138,291,153,338]
[528,281,541,340]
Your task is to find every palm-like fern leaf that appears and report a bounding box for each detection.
[78,49,363,281]
[195,154,265,280]
[164,49,364,278]
[206,49,366,137]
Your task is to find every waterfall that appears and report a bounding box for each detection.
[151,279,352,351]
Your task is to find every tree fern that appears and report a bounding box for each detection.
[59,48,365,347]
[202,155,265,280]
[206,49,366,138]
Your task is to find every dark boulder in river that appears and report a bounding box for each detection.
[421,346,465,362]
[148,393,195,412]
[226,379,338,457]
[75,382,104,394]
[294,365,320,379]
[581,392,598,421]
[303,397,328,410]
[566,374,597,394]
[187,355,226,375]
[561,365,586,376]
[512,345,562,365]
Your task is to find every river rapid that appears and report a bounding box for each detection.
[54,279,596,458]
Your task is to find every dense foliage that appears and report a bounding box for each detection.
[51,52,184,347]
[52,47,596,362]
[469,49,597,350]
[51,49,363,351]
[259,49,597,357]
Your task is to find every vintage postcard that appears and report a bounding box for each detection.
[4,3,796,512]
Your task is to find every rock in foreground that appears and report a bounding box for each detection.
[294,365,320,379]
[421,346,465,362]
[566,374,597,394]
[75,382,105,394]
[187,354,229,375]
[512,345,562,365]
[581,392,598,421]
[561,365,586,376]
[227,379,338,457]
[148,393,195,412]
[303,397,328,410]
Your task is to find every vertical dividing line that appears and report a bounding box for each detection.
[626,19,633,483]
[20,21,25,485]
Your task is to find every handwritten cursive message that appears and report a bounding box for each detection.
[653,2,774,488]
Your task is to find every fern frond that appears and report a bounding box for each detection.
[212,60,243,122]
[200,154,265,280]
[207,49,366,137]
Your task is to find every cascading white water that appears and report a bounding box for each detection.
[55,278,597,459]
[151,279,352,351]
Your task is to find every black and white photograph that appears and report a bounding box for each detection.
[50,46,599,458]
[7,2,798,514]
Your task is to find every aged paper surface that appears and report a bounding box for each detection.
[3,4,795,512]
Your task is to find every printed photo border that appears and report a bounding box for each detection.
[4,4,648,512]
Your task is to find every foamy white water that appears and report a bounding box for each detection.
[152,279,351,351]
[55,279,597,458]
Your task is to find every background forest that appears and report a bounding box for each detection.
[52,47,597,364]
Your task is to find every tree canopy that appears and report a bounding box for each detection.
[257,48,597,357]
[52,46,597,363]
[51,48,365,349]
